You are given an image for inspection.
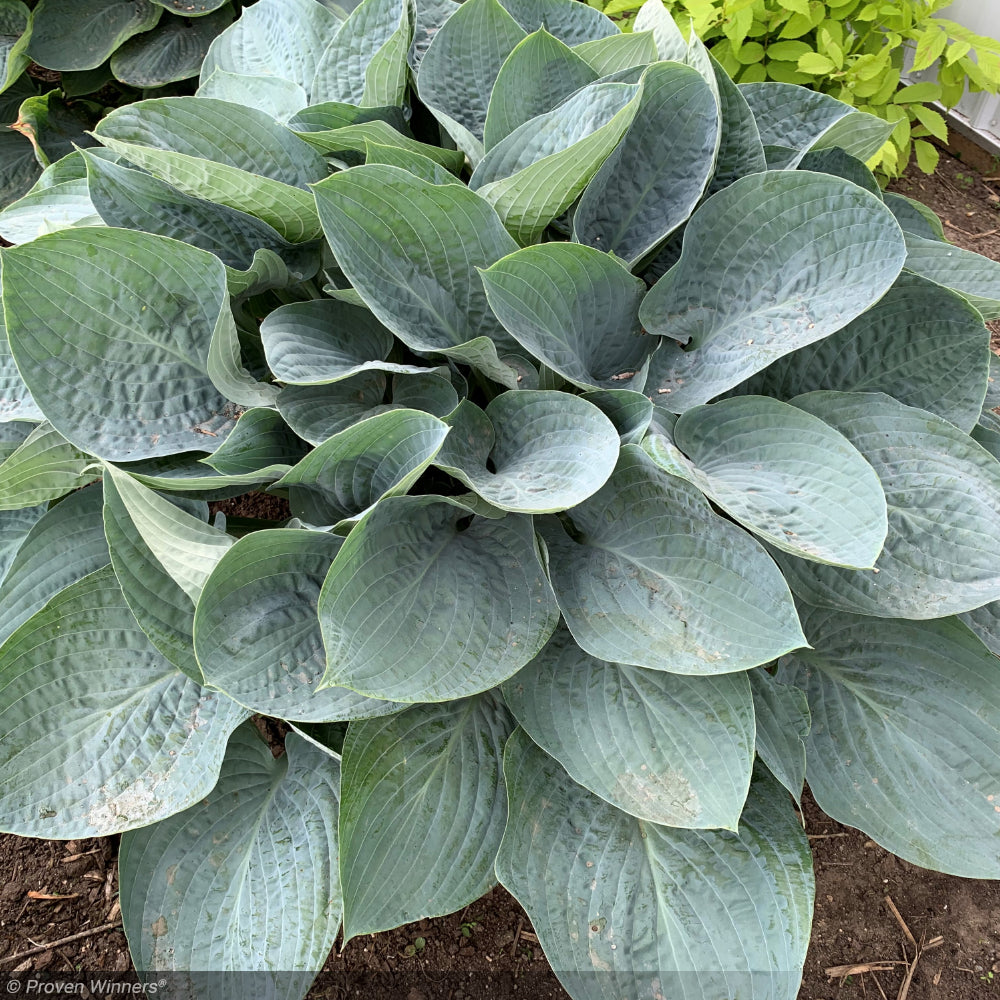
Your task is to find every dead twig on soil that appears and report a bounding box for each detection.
[826,962,903,977]
[944,218,999,238]
[807,833,849,839]
[885,895,917,951]
[0,922,122,965]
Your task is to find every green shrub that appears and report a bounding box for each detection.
[2,0,1000,997]
[594,0,1000,176]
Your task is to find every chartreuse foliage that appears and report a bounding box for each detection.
[592,0,1000,177]
[1,0,999,997]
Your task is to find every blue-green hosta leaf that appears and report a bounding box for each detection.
[0,307,40,422]
[120,454,289,496]
[0,149,102,244]
[110,4,235,88]
[150,0,230,12]
[273,408,451,524]
[289,100,407,134]
[119,724,341,991]
[574,62,718,265]
[83,151,319,279]
[798,147,882,198]
[313,0,409,108]
[261,299,436,386]
[2,228,241,461]
[739,272,990,433]
[203,408,306,476]
[633,0,687,62]
[292,117,465,172]
[704,53,765,198]
[0,419,29,463]
[470,81,640,245]
[963,601,1000,656]
[749,668,809,804]
[416,0,526,163]
[103,464,233,606]
[0,124,41,208]
[194,528,400,721]
[276,373,388,445]
[741,82,893,165]
[361,139,463,184]
[902,232,1000,320]
[497,731,814,1000]
[200,0,343,103]
[0,502,44,587]
[644,395,887,568]
[781,606,1000,877]
[780,391,1000,618]
[94,98,326,243]
[639,172,906,410]
[27,0,161,71]
[197,69,308,123]
[502,627,754,828]
[480,242,653,392]
[434,391,619,513]
[581,390,653,446]
[313,164,523,386]
[0,484,108,646]
[499,0,616,43]
[572,32,658,77]
[408,0,459,75]
[483,29,598,151]
[543,445,805,674]
[883,191,946,241]
[0,1,29,93]
[318,495,560,701]
[0,422,98,510]
[339,695,514,939]
[0,566,246,837]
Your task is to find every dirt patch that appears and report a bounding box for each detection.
[4,148,1000,999]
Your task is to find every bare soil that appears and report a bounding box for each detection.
[3,147,1000,999]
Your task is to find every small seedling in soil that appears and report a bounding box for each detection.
[459,920,479,939]
[402,936,426,958]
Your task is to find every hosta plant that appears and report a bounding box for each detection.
[2,0,1000,997]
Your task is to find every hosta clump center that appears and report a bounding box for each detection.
[2,0,1000,997]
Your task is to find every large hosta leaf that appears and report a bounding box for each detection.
[573,61,719,265]
[502,627,754,828]
[779,391,1000,618]
[27,0,161,71]
[273,408,450,524]
[741,82,894,164]
[203,408,306,476]
[469,80,639,244]
[0,501,44,587]
[2,228,240,461]
[739,272,991,433]
[195,528,400,722]
[749,668,809,804]
[541,445,805,675]
[0,1,29,93]
[780,606,1000,877]
[497,731,814,1000]
[0,566,246,837]
[963,600,1000,656]
[317,495,560,702]
[94,98,326,242]
[572,31,657,77]
[313,0,410,109]
[416,0,526,163]
[0,149,103,246]
[119,723,341,993]
[339,695,514,939]
[260,299,435,385]
[197,69,308,123]
[200,0,343,102]
[434,391,619,513]
[705,53,765,198]
[110,4,235,88]
[480,242,653,391]
[313,164,522,385]
[483,28,597,150]
[0,484,108,645]
[902,232,1000,320]
[83,151,319,278]
[499,0,616,44]
[0,421,98,510]
[639,172,906,410]
[643,395,887,568]
[11,89,100,170]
